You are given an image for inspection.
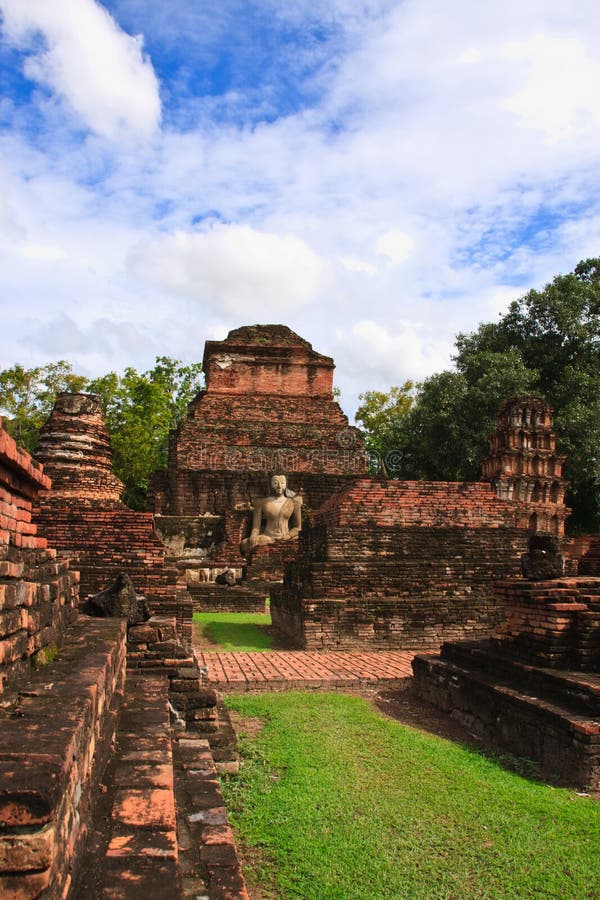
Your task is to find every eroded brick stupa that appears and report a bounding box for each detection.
[33,393,186,635]
[149,325,367,589]
[150,324,365,515]
[482,397,570,535]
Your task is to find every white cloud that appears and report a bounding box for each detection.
[129,224,329,317]
[334,320,454,402]
[502,34,600,142]
[18,242,68,261]
[2,0,600,411]
[0,0,160,140]
[340,257,377,275]
[375,230,415,266]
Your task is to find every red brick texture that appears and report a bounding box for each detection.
[413,576,600,789]
[0,417,78,694]
[34,505,184,626]
[271,478,529,650]
[32,394,189,639]
[0,617,126,898]
[491,577,600,670]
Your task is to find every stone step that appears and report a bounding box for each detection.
[85,672,182,899]
[78,667,245,899]
[174,734,248,899]
[412,653,600,789]
[441,640,600,715]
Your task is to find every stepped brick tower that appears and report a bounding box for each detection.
[149,324,366,517]
[482,397,570,536]
[33,394,187,637]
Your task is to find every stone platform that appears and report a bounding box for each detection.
[188,582,268,614]
[413,643,600,789]
[197,649,418,692]
[413,576,600,790]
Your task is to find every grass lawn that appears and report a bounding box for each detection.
[192,611,272,651]
[223,692,600,900]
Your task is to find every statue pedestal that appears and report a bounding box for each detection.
[244,541,299,584]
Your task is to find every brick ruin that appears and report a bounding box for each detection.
[413,575,600,789]
[271,479,530,649]
[32,392,190,640]
[0,414,247,898]
[411,397,599,791]
[2,314,599,896]
[148,324,366,610]
[0,416,125,896]
[482,397,570,535]
[0,419,79,695]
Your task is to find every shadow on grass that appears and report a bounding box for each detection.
[374,687,565,788]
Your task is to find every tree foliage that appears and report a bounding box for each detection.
[356,257,600,531]
[355,382,415,471]
[87,357,203,508]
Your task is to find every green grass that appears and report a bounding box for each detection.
[223,692,600,900]
[193,611,272,651]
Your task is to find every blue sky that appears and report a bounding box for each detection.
[1,0,600,416]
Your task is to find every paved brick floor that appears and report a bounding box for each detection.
[196,650,421,692]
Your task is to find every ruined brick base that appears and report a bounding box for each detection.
[33,507,192,640]
[188,583,268,614]
[0,617,126,898]
[413,643,600,790]
[270,592,504,651]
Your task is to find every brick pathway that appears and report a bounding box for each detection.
[196,650,420,692]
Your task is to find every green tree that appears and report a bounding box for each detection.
[355,382,415,472]
[454,257,600,529]
[0,361,87,452]
[357,257,600,531]
[88,357,203,508]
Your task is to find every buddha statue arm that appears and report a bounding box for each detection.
[246,499,265,548]
[287,496,302,538]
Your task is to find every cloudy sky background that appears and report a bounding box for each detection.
[1,0,599,416]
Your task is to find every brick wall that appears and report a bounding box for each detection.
[0,419,79,694]
[0,616,126,898]
[491,577,600,669]
[412,574,600,789]
[271,478,529,650]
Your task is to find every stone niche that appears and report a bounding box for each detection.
[413,576,600,789]
[270,478,530,650]
[32,393,189,640]
[148,325,367,606]
[482,397,570,535]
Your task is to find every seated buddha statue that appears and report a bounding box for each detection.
[240,474,302,557]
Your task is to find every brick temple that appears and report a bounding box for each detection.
[149,324,367,606]
[2,320,600,895]
[482,397,570,535]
